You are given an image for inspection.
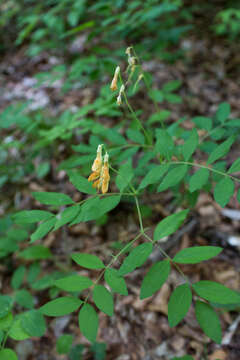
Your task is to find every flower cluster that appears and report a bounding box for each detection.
[88,144,110,194]
[110,46,140,106]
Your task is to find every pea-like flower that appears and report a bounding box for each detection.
[88,145,110,194]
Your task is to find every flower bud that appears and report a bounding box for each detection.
[101,153,110,194]
[110,66,120,91]
[91,144,103,172]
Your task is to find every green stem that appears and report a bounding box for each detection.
[131,46,164,129]
[122,90,152,145]
[109,165,137,195]
[82,231,143,305]
[132,181,191,286]
[169,160,240,184]
[200,122,226,143]
[142,232,191,286]
[134,196,144,233]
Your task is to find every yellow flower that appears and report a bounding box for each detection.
[88,146,110,194]
[91,144,102,172]
[101,153,110,194]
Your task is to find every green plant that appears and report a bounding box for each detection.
[214,8,240,40]
[1,0,191,61]
[1,48,240,359]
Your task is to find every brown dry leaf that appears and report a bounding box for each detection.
[170,334,185,352]
[148,283,170,315]
[213,266,240,291]
[209,349,228,360]
[69,223,89,235]
[189,340,204,357]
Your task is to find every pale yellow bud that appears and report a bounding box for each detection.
[117,94,122,106]
[128,56,136,66]
[119,84,125,94]
[126,47,132,56]
[104,153,109,164]
[116,84,125,106]
[110,66,120,91]
[91,144,103,172]
[101,153,110,194]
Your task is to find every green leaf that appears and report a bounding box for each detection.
[140,260,171,299]
[214,177,234,207]
[148,110,171,125]
[72,196,120,225]
[162,80,181,92]
[91,342,106,360]
[71,197,100,223]
[0,312,13,330]
[158,165,188,192]
[116,147,139,163]
[173,246,222,264]
[15,290,34,309]
[97,195,121,217]
[104,269,128,295]
[21,310,46,337]
[67,170,96,194]
[79,304,98,342]
[126,129,145,144]
[32,192,74,206]
[155,129,175,160]
[149,89,164,103]
[168,283,192,327]
[18,245,52,260]
[228,158,240,173]
[182,129,198,161]
[195,300,222,344]
[210,128,226,140]
[192,116,212,131]
[164,93,182,104]
[31,275,54,290]
[116,160,133,192]
[30,217,56,243]
[118,243,153,276]
[0,349,18,360]
[207,136,235,164]
[139,164,169,190]
[71,253,105,269]
[9,317,30,341]
[103,129,126,145]
[154,210,189,241]
[93,285,114,316]
[69,344,84,360]
[54,275,93,292]
[11,265,26,290]
[40,297,82,316]
[54,206,80,231]
[13,210,53,224]
[0,296,12,318]
[56,334,73,354]
[192,281,240,304]
[189,168,209,192]
[216,102,230,123]
[27,263,40,284]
